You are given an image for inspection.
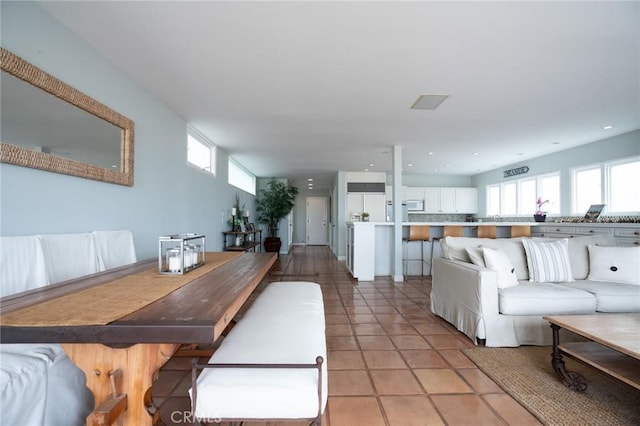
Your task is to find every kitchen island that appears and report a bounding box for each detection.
[346,221,539,281]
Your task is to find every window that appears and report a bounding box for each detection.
[609,159,640,213]
[502,182,517,216]
[187,127,216,175]
[573,166,601,214]
[573,157,640,215]
[486,171,560,216]
[538,173,561,215]
[518,179,536,215]
[228,157,256,195]
[487,185,500,216]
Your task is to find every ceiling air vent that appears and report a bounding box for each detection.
[411,94,449,110]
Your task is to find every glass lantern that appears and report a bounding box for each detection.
[158,233,206,274]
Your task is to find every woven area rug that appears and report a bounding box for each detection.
[463,346,640,426]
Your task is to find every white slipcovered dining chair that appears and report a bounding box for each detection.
[92,230,137,271]
[0,235,48,298]
[39,233,99,284]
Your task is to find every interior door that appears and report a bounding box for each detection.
[307,197,328,245]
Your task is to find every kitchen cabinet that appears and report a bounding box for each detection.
[385,185,407,203]
[347,193,386,222]
[405,187,425,201]
[454,188,478,213]
[422,187,478,214]
[531,223,639,246]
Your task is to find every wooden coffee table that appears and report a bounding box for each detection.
[544,314,640,392]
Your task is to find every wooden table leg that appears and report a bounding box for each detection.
[62,343,178,426]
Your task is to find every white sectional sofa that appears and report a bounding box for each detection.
[430,234,640,347]
[0,230,137,425]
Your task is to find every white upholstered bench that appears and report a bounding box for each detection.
[189,281,327,425]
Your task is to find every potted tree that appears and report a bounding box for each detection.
[256,178,299,253]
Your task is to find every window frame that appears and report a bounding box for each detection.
[186,126,217,176]
[486,171,561,217]
[571,156,640,215]
[228,157,256,195]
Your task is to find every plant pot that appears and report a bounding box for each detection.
[533,214,546,222]
[263,237,282,253]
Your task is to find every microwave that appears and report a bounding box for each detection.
[406,199,424,211]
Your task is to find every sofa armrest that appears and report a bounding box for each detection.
[430,257,500,342]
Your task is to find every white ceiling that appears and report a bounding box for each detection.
[38,1,640,190]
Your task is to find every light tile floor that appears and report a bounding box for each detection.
[153,245,541,425]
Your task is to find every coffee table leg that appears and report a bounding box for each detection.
[550,324,587,392]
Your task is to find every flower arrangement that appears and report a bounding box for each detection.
[535,197,549,215]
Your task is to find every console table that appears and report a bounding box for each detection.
[0,252,277,425]
[222,229,262,252]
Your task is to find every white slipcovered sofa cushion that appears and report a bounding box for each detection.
[561,280,640,312]
[499,283,596,315]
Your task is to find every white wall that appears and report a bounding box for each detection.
[0,2,253,260]
[471,130,640,216]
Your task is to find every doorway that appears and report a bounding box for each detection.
[306,197,328,245]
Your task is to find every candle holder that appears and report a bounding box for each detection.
[158,233,206,274]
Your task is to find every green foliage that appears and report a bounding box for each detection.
[256,178,299,238]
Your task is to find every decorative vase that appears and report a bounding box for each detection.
[533,214,546,222]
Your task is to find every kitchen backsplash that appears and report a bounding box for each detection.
[407,214,640,223]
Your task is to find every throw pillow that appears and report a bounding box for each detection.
[481,247,519,289]
[587,245,640,285]
[466,246,486,267]
[522,238,574,283]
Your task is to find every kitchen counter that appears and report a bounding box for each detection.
[346,221,538,281]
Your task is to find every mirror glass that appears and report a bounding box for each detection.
[0,48,134,186]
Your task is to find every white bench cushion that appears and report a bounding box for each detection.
[192,282,327,420]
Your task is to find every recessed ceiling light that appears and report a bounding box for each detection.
[603,125,614,130]
[407,163,413,167]
[307,178,313,181]
[411,94,449,110]
[427,152,434,156]
[369,163,374,167]
[445,164,451,168]
[472,152,479,156]
[364,168,369,172]
[434,168,439,172]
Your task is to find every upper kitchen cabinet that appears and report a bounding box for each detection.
[423,187,478,214]
[385,185,407,203]
[405,187,425,201]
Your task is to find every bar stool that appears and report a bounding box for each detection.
[477,225,497,239]
[430,225,465,274]
[511,225,531,238]
[403,225,430,277]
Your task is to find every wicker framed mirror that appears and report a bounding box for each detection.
[0,48,134,186]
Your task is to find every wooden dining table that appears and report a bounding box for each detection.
[0,251,277,425]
